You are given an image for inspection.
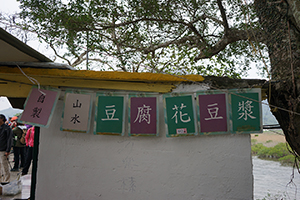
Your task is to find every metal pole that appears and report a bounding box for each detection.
[30,126,40,200]
[86,31,89,70]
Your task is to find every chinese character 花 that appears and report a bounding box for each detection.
[171,103,191,124]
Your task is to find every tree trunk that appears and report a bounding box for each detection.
[255,0,300,156]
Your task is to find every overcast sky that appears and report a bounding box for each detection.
[0,1,20,110]
[0,1,17,110]
[1,0,20,13]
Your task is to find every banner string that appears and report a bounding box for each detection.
[16,64,46,96]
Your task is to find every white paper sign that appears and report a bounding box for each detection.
[62,93,91,132]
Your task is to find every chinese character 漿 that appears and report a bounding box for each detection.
[238,100,256,121]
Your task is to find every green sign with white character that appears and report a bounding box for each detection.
[230,89,262,133]
[164,95,197,137]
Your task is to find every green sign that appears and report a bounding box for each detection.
[95,95,125,135]
[230,89,262,133]
[164,95,196,137]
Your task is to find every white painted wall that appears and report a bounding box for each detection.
[35,84,253,200]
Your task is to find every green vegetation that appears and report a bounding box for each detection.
[257,192,288,200]
[251,141,297,166]
[12,0,266,76]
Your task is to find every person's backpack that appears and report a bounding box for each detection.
[19,129,26,145]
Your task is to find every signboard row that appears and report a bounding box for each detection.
[19,87,262,137]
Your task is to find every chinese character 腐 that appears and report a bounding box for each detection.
[134,104,152,124]
[238,100,256,121]
[171,103,191,124]
[205,103,223,121]
[101,105,119,121]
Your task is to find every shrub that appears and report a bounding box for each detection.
[251,143,265,155]
[278,155,296,166]
[257,146,271,158]
[252,142,296,166]
[267,143,290,158]
[251,139,258,145]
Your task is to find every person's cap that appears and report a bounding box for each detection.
[25,124,32,129]
[11,116,18,121]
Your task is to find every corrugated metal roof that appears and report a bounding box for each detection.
[0,28,73,69]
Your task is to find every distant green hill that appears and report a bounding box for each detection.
[262,100,278,125]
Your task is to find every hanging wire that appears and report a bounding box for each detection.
[16,64,46,96]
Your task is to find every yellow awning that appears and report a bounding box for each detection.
[0,66,204,98]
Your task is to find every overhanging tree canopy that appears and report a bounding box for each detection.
[11,0,267,77]
[5,0,300,159]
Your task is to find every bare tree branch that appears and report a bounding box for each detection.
[71,51,87,67]
[143,35,204,54]
[111,16,127,72]
[195,29,264,61]
[96,17,189,30]
[217,0,229,33]
[49,42,72,66]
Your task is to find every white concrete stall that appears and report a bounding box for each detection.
[35,84,253,200]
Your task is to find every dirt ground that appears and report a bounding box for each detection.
[251,130,286,147]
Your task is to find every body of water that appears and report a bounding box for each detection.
[253,156,300,200]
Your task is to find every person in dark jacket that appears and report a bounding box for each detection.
[0,114,13,185]
[11,119,26,171]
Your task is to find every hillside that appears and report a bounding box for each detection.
[262,100,278,125]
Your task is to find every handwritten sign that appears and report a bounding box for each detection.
[19,87,60,127]
[61,92,92,133]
